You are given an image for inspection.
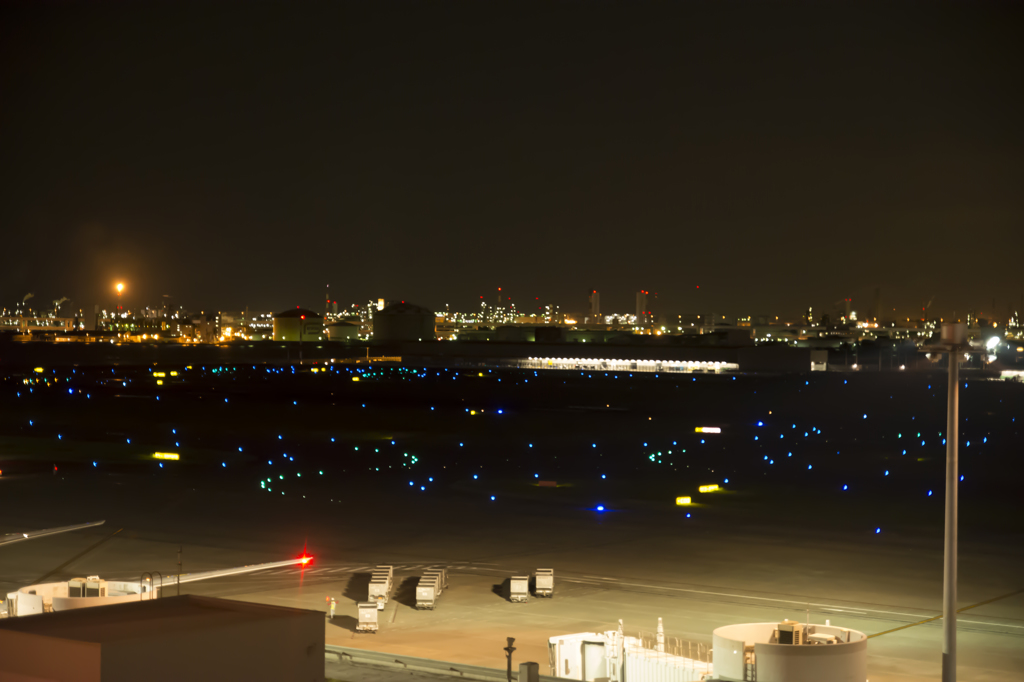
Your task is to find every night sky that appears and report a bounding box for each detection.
[1,1,1021,320]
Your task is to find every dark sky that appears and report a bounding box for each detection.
[1,1,1021,320]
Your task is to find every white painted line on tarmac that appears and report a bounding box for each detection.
[959,619,1024,630]
[563,576,933,621]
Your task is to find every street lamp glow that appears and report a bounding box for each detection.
[115,282,125,293]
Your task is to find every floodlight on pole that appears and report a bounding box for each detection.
[114,282,125,332]
[921,321,969,682]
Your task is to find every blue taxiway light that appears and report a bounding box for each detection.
[724,479,729,483]
[473,475,478,480]
[875,528,881,534]
[928,490,933,496]
[490,496,496,501]
[843,484,848,490]
[596,505,605,512]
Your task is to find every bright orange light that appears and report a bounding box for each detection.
[300,556,312,564]
[116,282,125,293]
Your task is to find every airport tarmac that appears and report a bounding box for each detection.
[1,474,1021,681]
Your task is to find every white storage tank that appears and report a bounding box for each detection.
[372,302,435,341]
[712,621,867,682]
[272,308,323,342]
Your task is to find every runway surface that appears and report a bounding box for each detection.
[1,474,1021,681]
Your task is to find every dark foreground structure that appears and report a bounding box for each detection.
[0,595,324,682]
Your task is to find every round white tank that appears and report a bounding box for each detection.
[712,622,867,682]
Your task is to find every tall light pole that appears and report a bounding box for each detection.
[115,282,125,333]
[926,322,968,682]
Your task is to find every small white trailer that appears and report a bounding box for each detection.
[534,568,554,597]
[423,567,448,593]
[510,575,530,603]
[368,565,394,610]
[356,601,378,632]
[415,575,439,609]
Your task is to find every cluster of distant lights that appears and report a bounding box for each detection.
[6,364,1012,533]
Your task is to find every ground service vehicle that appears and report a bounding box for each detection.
[423,567,447,593]
[357,601,378,632]
[510,575,529,603]
[415,574,439,609]
[368,565,393,610]
[534,568,554,597]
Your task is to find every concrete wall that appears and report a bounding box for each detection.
[0,630,102,682]
[100,611,324,682]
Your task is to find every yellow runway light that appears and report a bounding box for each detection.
[698,484,719,493]
[676,496,692,505]
[153,452,179,461]
[33,367,44,373]
[352,377,360,382]
[695,427,721,434]
[153,372,166,377]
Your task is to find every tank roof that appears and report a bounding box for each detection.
[378,302,432,316]
[274,308,322,319]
